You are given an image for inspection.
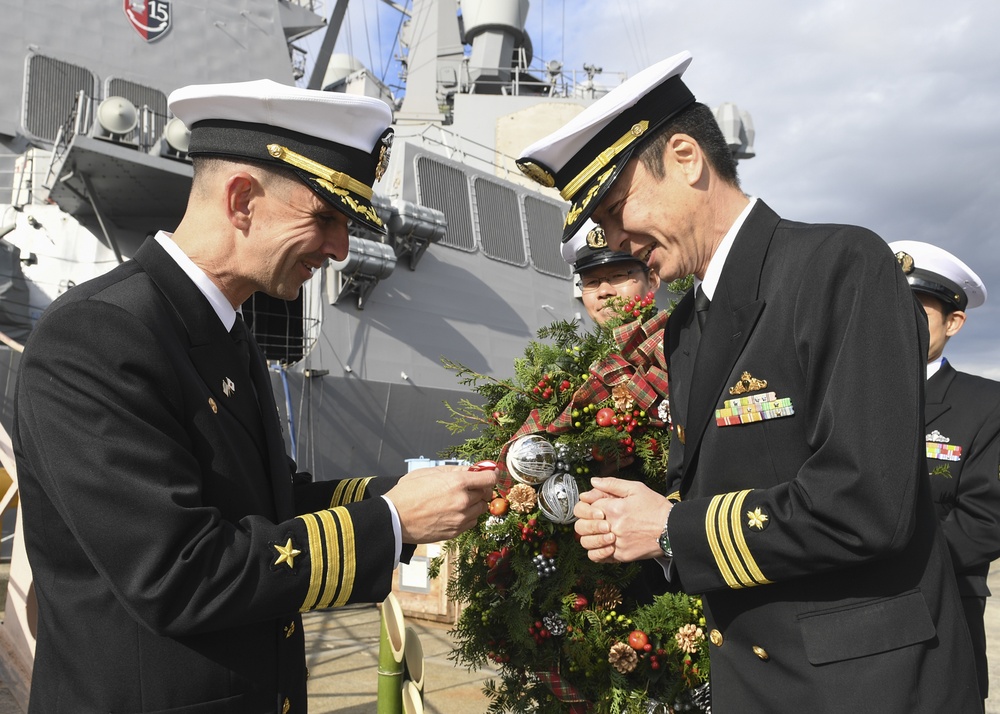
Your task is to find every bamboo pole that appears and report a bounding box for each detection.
[402,680,423,714]
[403,625,424,702]
[376,592,406,714]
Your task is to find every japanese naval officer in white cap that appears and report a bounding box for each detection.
[563,219,660,326]
[13,79,496,714]
[891,239,999,706]
[517,51,980,712]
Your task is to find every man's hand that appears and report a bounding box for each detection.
[574,477,672,563]
[386,465,497,543]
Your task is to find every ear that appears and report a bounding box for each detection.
[647,270,661,291]
[944,309,966,338]
[667,133,705,187]
[224,172,256,232]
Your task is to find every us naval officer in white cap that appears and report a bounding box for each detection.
[516,50,981,712]
[13,79,496,714]
[563,219,660,326]
[891,239,1000,706]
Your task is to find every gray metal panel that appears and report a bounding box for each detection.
[23,55,98,144]
[276,371,473,482]
[472,176,527,266]
[0,0,300,141]
[415,155,476,251]
[523,194,572,279]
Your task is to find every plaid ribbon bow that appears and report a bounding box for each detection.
[510,311,671,445]
[534,668,591,713]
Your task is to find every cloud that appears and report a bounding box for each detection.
[319,0,1000,378]
[551,0,1000,377]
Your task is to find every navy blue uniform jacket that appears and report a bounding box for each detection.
[664,201,980,713]
[925,361,1000,697]
[14,238,407,713]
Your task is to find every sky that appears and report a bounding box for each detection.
[312,0,1000,379]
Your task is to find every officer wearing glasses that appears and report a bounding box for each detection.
[563,220,660,325]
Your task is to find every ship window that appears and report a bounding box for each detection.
[523,195,573,279]
[23,55,98,144]
[472,177,527,266]
[106,78,168,151]
[415,155,476,252]
[245,292,304,365]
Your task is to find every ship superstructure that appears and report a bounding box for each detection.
[0,0,754,480]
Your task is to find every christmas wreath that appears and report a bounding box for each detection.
[433,291,710,714]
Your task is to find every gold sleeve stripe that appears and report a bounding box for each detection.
[353,477,374,501]
[704,489,774,590]
[718,491,756,588]
[666,490,682,502]
[298,513,324,611]
[296,507,359,611]
[705,494,741,589]
[330,477,374,507]
[729,491,772,586]
[315,509,343,609]
[331,507,356,608]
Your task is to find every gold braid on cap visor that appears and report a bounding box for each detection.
[267,144,373,201]
[559,120,649,201]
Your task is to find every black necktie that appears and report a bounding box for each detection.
[231,313,251,371]
[695,284,711,331]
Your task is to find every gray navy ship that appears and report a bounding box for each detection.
[0,0,755,705]
[0,0,754,481]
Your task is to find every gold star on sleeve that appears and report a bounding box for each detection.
[274,538,302,569]
[747,507,769,530]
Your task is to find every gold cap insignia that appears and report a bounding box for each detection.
[586,226,608,249]
[374,131,393,182]
[515,159,556,188]
[273,538,302,569]
[747,507,769,530]
[895,251,914,275]
[729,371,768,396]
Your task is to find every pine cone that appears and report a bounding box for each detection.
[542,612,567,637]
[507,484,537,513]
[612,384,635,412]
[593,583,623,610]
[674,623,705,654]
[608,641,638,674]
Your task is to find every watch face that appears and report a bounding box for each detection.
[658,530,672,558]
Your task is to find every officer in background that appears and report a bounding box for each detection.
[890,239,1000,704]
[562,220,660,325]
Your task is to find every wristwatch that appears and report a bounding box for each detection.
[657,514,672,558]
